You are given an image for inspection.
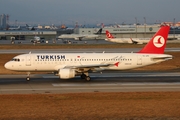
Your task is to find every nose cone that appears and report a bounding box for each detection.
[4,62,11,70]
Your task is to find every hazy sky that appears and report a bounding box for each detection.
[0,0,179,26]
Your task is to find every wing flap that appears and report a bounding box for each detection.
[65,64,111,69]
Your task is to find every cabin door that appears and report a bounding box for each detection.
[137,55,142,65]
[26,55,31,66]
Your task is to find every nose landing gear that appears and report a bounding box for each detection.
[26,72,30,81]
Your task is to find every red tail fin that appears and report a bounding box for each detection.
[106,30,114,38]
[138,26,170,54]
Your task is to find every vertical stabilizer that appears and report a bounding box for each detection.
[138,26,170,54]
[105,30,114,39]
[96,28,102,34]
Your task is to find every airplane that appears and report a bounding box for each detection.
[105,30,149,44]
[4,26,172,81]
[58,28,102,41]
[8,26,21,30]
[168,34,180,40]
[130,38,150,44]
[26,24,38,31]
[30,36,44,43]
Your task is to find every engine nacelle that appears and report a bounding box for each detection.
[58,69,75,79]
[74,38,79,40]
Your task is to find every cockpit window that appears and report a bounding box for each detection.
[11,58,20,62]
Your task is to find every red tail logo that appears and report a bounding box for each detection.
[106,30,114,38]
[153,36,165,48]
[138,26,170,54]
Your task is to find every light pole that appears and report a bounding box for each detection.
[144,17,146,38]
[15,20,17,27]
[135,17,137,38]
[173,18,175,39]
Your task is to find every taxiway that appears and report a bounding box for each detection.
[0,72,180,94]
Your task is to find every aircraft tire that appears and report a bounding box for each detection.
[81,74,86,79]
[26,77,30,81]
[85,76,91,81]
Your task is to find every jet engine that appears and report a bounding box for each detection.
[58,69,75,79]
[74,38,79,40]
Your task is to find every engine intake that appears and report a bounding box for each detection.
[58,69,75,79]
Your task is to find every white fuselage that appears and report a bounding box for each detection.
[4,53,172,72]
[34,36,40,41]
[131,38,150,44]
[58,34,99,40]
[105,38,133,43]
[105,38,150,44]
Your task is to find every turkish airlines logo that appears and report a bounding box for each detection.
[107,33,111,38]
[153,35,165,48]
[106,32,112,38]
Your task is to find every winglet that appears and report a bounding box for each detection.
[105,30,114,39]
[138,26,170,54]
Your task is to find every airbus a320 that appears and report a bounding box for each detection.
[4,26,172,81]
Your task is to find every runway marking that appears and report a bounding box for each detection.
[1,86,180,92]
[120,82,180,86]
[52,83,118,87]
[52,82,180,87]
[42,73,180,79]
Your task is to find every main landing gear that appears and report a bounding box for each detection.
[81,73,91,81]
[25,72,91,81]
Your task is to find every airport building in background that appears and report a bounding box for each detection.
[0,14,7,30]
[0,14,180,40]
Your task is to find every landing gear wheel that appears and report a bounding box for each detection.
[26,77,30,81]
[85,76,91,81]
[26,72,31,81]
[81,74,86,79]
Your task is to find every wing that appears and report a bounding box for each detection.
[74,35,86,40]
[130,38,139,44]
[64,62,119,72]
